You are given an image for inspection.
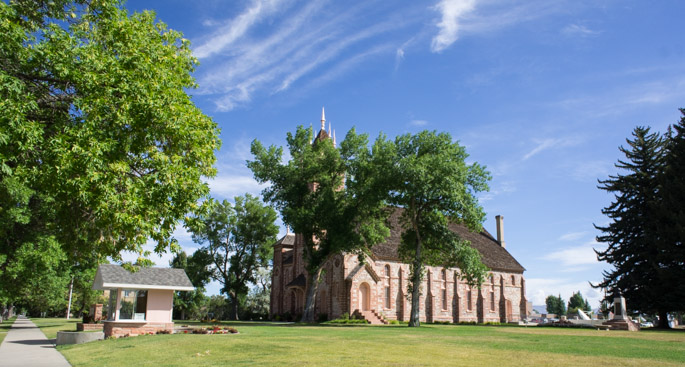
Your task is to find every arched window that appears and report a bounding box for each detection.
[489,274,494,284]
[490,283,496,311]
[467,287,472,311]
[384,265,391,309]
[511,275,516,286]
[441,269,447,310]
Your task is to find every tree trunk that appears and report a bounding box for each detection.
[231,292,240,321]
[181,309,185,321]
[301,267,323,323]
[66,276,74,319]
[409,237,422,327]
[657,309,671,329]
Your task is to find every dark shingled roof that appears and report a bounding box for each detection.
[286,274,306,288]
[314,129,330,144]
[274,233,295,247]
[96,264,194,289]
[371,208,525,273]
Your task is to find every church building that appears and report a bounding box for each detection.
[270,111,527,324]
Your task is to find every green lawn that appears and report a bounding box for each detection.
[31,318,82,340]
[0,316,17,345]
[32,319,685,366]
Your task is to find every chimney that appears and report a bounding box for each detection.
[495,215,505,248]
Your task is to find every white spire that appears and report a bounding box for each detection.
[333,129,337,146]
[321,107,326,130]
[328,121,331,135]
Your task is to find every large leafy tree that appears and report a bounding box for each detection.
[170,250,213,320]
[0,0,220,294]
[386,131,490,327]
[567,291,591,315]
[594,127,670,326]
[545,294,566,316]
[187,195,279,320]
[249,126,391,322]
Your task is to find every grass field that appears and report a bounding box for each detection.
[0,316,17,345]
[31,318,82,340]
[32,319,685,366]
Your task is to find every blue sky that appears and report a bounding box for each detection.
[121,0,685,308]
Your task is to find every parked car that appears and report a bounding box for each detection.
[640,322,653,328]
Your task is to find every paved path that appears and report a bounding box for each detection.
[0,316,70,367]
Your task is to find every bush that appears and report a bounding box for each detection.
[389,320,400,325]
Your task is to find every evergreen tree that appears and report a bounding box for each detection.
[654,109,685,325]
[594,126,670,327]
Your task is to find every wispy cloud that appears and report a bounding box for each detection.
[410,119,428,126]
[562,24,600,37]
[193,2,420,111]
[522,139,559,160]
[193,0,285,59]
[558,231,587,241]
[543,241,603,268]
[431,0,477,53]
[478,180,516,202]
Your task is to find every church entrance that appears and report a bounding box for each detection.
[359,283,371,311]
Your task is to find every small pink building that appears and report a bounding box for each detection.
[92,264,194,338]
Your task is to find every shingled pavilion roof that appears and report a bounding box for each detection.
[371,208,526,273]
[92,264,195,291]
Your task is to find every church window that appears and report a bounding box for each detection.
[441,269,447,310]
[490,291,495,311]
[511,275,516,285]
[384,265,391,309]
[467,288,472,311]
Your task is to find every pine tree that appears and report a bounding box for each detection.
[594,126,668,326]
[654,109,685,325]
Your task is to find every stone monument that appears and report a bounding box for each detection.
[602,295,639,331]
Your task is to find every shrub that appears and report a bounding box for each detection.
[389,320,400,325]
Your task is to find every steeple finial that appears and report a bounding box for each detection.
[321,107,326,131]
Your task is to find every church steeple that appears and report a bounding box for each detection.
[314,107,331,144]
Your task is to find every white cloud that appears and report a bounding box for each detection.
[194,2,416,111]
[562,24,600,37]
[193,0,284,59]
[522,139,559,160]
[431,0,477,53]
[558,231,587,241]
[543,241,602,267]
[207,174,266,199]
[478,180,516,202]
[410,119,428,126]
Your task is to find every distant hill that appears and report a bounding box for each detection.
[532,305,547,314]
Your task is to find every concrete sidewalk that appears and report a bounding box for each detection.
[0,316,70,367]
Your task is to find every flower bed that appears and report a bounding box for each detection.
[178,326,239,335]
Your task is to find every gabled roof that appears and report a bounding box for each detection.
[371,208,526,273]
[92,264,195,291]
[286,274,306,289]
[273,233,295,247]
